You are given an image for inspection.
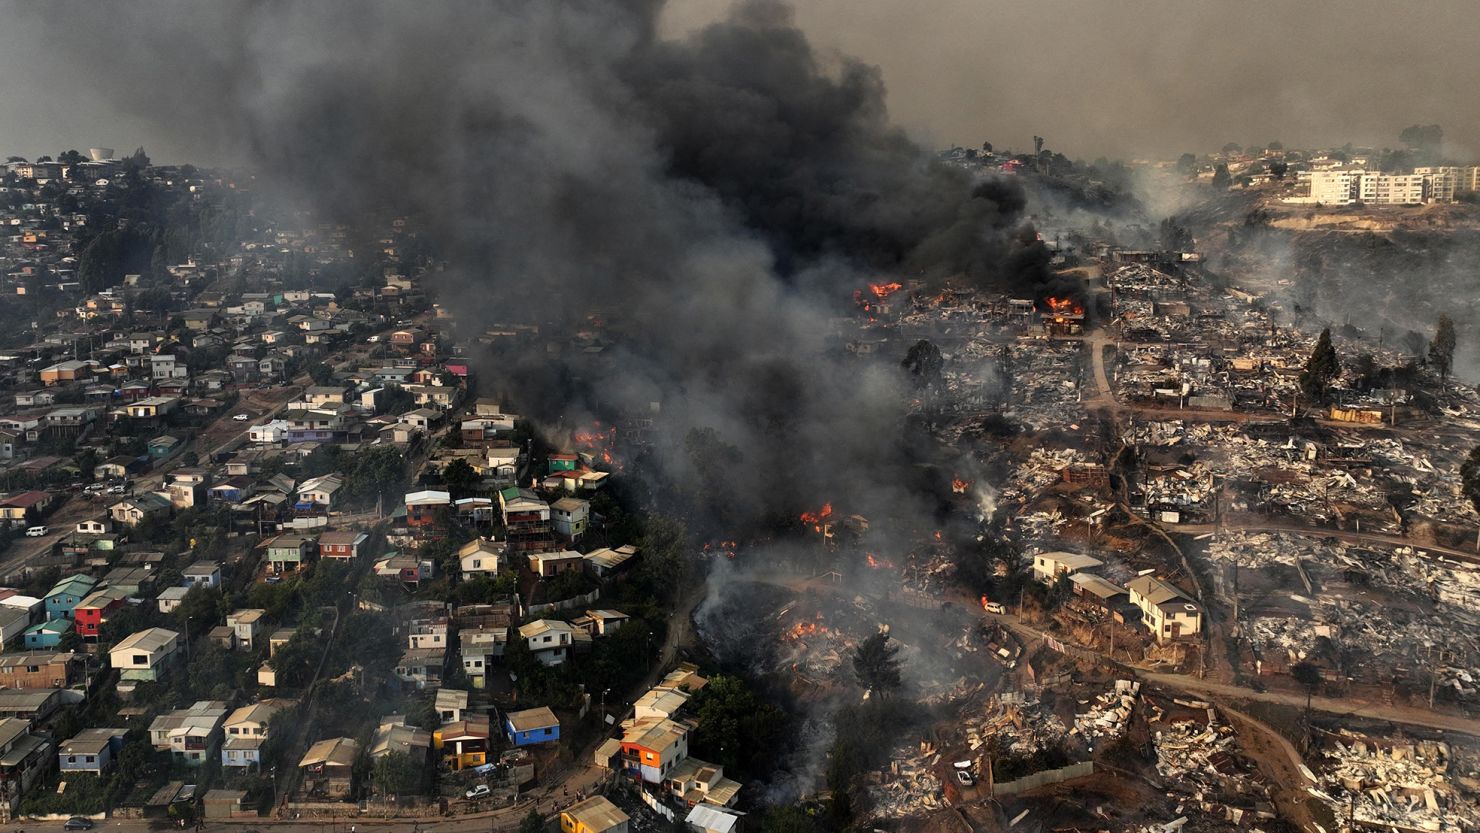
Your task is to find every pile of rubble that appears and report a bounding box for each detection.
[772,598,870,680]
[1071,679,1139,743]
[1315,731,1480,833]
[960,691,1069,758]
[1003,342,1087,430]
[1001,447,1090,507]
[1210,534,1480,694]
[1153,712,1272,814]
[864,739,945,817]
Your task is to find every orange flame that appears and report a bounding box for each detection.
[799,503,834,532]
[933,531,943,542]
[868,281,904,299]
[951,477,972,494]
[865,553,896,570]
[785,614,830,640]
[1044,296,1084,317]
[980,595,990,611]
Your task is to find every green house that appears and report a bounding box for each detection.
[263,534,315,575]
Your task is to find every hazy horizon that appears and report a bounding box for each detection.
[0,0,1477,165]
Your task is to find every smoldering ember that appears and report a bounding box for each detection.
[0,3,1479,833]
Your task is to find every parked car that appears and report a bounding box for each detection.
[64,818,94,830]
[25,526,48,537]
[465,784,491,800]
[232,413,250,421]
[983,601,1006,615]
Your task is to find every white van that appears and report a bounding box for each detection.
[983,601,1006,615]
[24,526,47,537]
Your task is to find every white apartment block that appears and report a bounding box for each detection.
[1415,165,1480,199]
[1305,165,1480,206]
[1359,173,1426,205]
[1309,170,1362,205]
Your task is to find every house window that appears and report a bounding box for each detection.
[67,756,76,764]
[85,756,95,764]
[133,655,147,665]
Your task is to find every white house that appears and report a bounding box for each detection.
[1031,551,1103,584]
[457,538,504,577]
[296,474,344,509]
[110,627,181,682]
[182,561,221,589]
[156,586,189,614]
[518,619,576,666]
[249,420,288,444]
[1126,575,1203,642]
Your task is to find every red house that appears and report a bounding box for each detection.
[404,490,451,528]
[74,588,129,641]
[318,531,369,560]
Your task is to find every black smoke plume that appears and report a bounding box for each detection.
[18,0,1048,531]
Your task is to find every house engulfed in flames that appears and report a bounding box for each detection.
[854,281,905,317]
[1042,296,1085,336]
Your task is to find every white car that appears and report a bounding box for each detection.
[25,526,48,537]
[464,784,491,800]
[232,413,250,421]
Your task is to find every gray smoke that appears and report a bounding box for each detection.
[10,0,1047,529]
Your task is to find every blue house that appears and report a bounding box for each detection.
[60,728,127,774]
[24,618,72,649]
[44,574,99,621]
[504,706,560,747]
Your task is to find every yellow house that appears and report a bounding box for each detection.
[561,796,629,833]
[432,713,489,771]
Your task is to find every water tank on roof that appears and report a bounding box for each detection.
[87,147,115,162]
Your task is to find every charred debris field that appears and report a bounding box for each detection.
[4,4,1480,831]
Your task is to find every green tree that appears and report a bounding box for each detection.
[1269,160,1289,180]
[1175,153,1197,175]
[442,458,479,498]
[309,362,336,386]
[519,807,546,833]
[347,445,407,506]
[371,750,424,798]
[760,806,824,833]
[1427,314,1457,386]
[173,586,224,635]
[689,674,787,777]
[1211,163,1231,189]
[634,515,689,602]
[1298,328,1340,403]
[852,631,903,696]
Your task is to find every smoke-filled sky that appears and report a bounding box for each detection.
[663,0,1480,161]
[2,0,1477,163]
[0,0,1053,532]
